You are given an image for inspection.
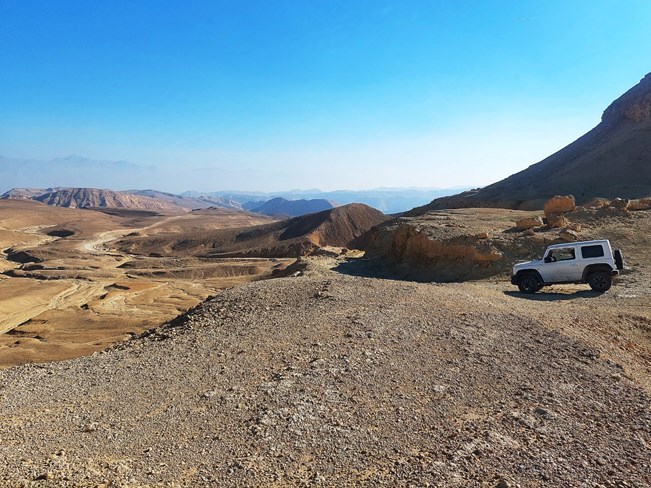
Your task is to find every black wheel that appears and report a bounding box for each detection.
[614,249,624,270]
[517,274,541,294]
[588,271,612,292]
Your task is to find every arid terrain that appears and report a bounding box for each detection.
[0,200,383,369]
[0,196,649,486]
[0,254,649,486]
[0,199,293,367]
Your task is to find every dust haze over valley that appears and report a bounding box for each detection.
[2,1,651,483]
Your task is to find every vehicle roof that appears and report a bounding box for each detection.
[546,239,610,250]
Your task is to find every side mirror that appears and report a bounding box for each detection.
[544,255,551,263]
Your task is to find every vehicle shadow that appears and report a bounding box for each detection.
[503,290,603,301]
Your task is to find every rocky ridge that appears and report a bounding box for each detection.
[1,187,245,213]
[6,187,185,213]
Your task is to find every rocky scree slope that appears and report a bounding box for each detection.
[411,73,651,213]
[0,265,648,486]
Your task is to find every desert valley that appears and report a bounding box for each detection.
[0,73,650,486]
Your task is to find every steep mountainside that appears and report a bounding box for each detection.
[115,203,388,258]
[249,197,337,217]
[32,188,186,212]
[411,73,651,213]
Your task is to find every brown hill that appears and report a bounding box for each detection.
[31,187,187,213]
[250,197,337,217]
[115,203,388,258]
[411,73,651,214]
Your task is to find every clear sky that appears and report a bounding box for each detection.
[1,0,650,192]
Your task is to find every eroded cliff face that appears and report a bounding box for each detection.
[367,221,506,282]
[364,209,550,282]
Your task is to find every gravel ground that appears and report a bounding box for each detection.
[0,262,649,487]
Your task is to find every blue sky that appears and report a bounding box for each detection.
[1,0,650,192]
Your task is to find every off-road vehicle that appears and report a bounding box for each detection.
[511,240,624,293]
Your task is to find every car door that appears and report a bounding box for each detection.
[540,247,578,282]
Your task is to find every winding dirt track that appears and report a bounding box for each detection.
[0,207,288,368]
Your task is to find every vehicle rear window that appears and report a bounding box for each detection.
[581,245,605,259]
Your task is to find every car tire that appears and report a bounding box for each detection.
[588,271,612,292]
[517,274,541,294]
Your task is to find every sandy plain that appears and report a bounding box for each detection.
[0,200,292,367]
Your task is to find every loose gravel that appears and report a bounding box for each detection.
[0,265,649,487]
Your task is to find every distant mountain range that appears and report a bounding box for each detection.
[3,187,189,213]
[183,188,466,214]
[244,197,337,217]
[412,73,651,213]
[0,154,465,215]
[1,187,344,217]
[127,189,242,211]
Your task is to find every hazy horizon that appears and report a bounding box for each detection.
[0,154,473,195]
[2,2,651,191]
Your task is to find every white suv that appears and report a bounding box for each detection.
[511,240,624,293]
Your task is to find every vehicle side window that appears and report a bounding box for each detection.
[581,245,605,259]
[548,248,575,262]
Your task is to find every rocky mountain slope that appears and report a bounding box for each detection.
[0,260,648,486]
[247,197,336,217]
[0,188,47,200]
[412,73,651,213]
[115,203,388,258]
[126,189,242,211]
[1,187,245,213]
[31,187,186,212]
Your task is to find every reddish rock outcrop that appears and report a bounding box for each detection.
[515,216,543,230]
[544,195,576,217]
[629,198,651,211]
[547,214,570,229]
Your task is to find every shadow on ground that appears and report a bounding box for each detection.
[333,258,412,281]
[503,290,603,301]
